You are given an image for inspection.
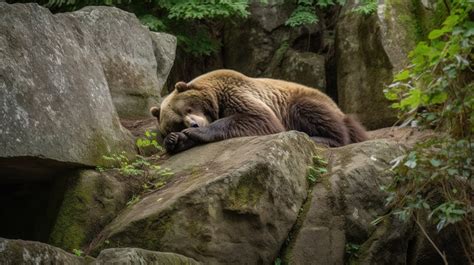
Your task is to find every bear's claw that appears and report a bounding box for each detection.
[164,132,179,152]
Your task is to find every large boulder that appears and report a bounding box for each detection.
[0,237,90,265]
[0,3,139,171]
[336,0,419,129]
[283,135,467,264]
[283,140,407,264]
[87,132,318,264]
[61,6,176,118]
[93,248,201,265]
[0,237,201,265]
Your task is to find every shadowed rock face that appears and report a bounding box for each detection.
[87,132,318,264]
[336,0,419,129]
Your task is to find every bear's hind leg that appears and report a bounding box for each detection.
[289,98,349,147]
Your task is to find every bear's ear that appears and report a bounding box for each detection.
[150,106,160,121]
[175,81,191,93]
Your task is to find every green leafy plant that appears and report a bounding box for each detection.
[72,248,83,257]
[286,3,319,27]
[102,152,145,176]
[136,130,163,152]
[307,155,328,184]
[381,0,473,263]
[352,0,377,15]
[285,0,345,27]
[99,138,174,208]
[274,258,282,265]
[126,194,140,206]
[345,242,360,259]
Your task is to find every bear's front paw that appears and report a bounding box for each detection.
[182,127,209,142]
[164,132,186,153]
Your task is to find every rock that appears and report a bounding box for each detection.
[283,139,407,264]
[87,131,318,264]
[0,3,136,171]
[282,135,467,264]
[151,32,178,92]
[223,0,294,77]
[49,170,143,252]
[223,0,328,93]
[336,0,418,129]
[368,126,436,147]
[276,48,326,92]
[93,248,201,265]
[60,6,176,118]
[0,237,90,265]
[0,237,200,265]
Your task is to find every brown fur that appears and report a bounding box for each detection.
[152,69,368,153]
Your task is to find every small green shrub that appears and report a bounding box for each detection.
[352,0,377,15]
[285,0,346,28]
[345,242,360,259]
[72,248,83,257]
[98,130,174,202]
[136,130,163,152]
[307,155,328,184]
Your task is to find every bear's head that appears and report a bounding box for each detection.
[151,81,218,136]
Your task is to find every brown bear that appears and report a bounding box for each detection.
[151,69,367,154]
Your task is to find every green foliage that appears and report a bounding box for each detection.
[126,194,140,206]
[285,0,345,27]
[345,242,360,259]
[139,14,167,32]
[102,152,144,176]
[382,0,473,262]
[159,0,250,20]
[307,155,328,184]
[72,248,83,257]
[286,4,319,27]
[98,131,174,209]
[136,130,163,152]
[352,0,377,15]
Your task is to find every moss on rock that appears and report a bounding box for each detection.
[49,170,131,252]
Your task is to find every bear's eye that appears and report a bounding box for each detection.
[186,108,192,114]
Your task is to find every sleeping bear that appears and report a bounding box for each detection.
[151,69,367,154]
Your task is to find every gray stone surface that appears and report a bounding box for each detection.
[336,0,418,129]
[278,49,326,92]
[61,6,176,118]
[285,140,409,264]
[0,238,89,265]
[0,3,135,168]
[0,238,201,265]
[93,248,201,265]
[88,132,317,264]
